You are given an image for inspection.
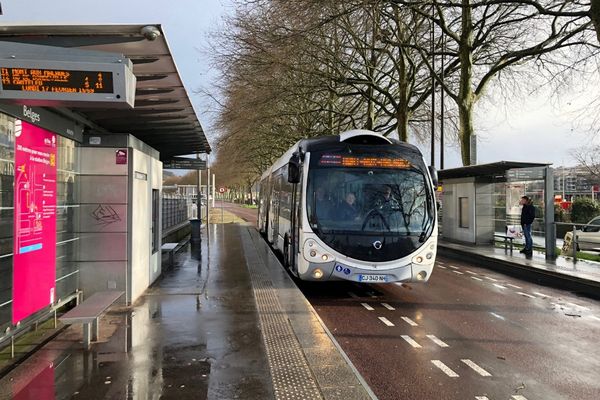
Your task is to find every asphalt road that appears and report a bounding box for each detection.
[223,201,600,400]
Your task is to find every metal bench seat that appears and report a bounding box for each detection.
[60,291,124,349]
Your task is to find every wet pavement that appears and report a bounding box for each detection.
[302,257,600,400]
[0,223,373,400]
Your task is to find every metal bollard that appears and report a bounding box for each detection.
[572,225,577,263]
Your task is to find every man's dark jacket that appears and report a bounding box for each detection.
[521,204,535,225]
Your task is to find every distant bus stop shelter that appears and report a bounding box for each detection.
[438,161,556,259]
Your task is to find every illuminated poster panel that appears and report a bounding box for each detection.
[12,121,57,324]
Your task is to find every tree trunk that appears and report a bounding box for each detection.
[458,0,475,166]
[397,48,410,141]
[592,0,600,44]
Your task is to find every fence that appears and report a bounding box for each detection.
[162,193,195,231]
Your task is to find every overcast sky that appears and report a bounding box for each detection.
[1,0,597,169]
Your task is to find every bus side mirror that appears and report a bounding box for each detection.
[288,153,301,184]
[428,165,438,188]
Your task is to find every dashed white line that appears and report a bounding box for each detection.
[533,292,550,298]
[506,283,522,289]
[517,292,536,299]
[348,292,359,299]
[378,317,395,327]
[471,276,483,281]
[475,397,490,400]
[426,334,449,348]
[361,303,374,311]
[381,303,395,311]
[512,396,529,400]
[449,265,460,270]
[437,265,447,269]
[490,312,506,321]
[565,301,589,310]
[431,360,459,377]
[493,283,506,289]
[401,316,418,327]
[394,282,403,287]
[400,335,422,348]
[465,270,478,275]
[461,359,492,377]
[453,270,465,275]
[437,261,445,265]
[590,316,600,322]
[484,276,499,282]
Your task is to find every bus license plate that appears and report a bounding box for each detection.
[359,274,388,283]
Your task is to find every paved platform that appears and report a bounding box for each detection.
[0,224,374,400]
[439,240,600,297]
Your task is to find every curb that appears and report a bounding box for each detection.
[438,245,600,299]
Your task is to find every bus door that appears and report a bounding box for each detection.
[271,174,282,246]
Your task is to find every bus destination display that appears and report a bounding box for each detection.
[319,154,412,169]
[1,67,114,94]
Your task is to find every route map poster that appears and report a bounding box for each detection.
[12,121,57,324]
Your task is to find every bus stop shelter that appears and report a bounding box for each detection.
[438,161,556,259]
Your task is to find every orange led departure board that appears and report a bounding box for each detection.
[319,154,412,169]
[1,67,114,94]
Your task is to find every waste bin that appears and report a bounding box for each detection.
[190,218,202,245]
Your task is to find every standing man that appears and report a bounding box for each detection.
[520,196,535,256]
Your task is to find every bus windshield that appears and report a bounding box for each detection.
[307,168,432,235]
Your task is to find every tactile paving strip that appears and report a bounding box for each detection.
[241,230,323,400]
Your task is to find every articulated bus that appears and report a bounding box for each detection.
[257,130,438,283]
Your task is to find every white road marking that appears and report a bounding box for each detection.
[437,265,447,269]
[517,292,536,299]
[453,271,465,275]
[484,276,498,282]
[465,270,478,275]
[394,282,403,287]
[378,317,395,327]
[590,316,600,322]
[493,283,507,289]
[400,335,422,348]
[426,334,449,347]
[401,316,418,327]
[449,265,460,270]
[475,397,490,400]
[431,360,459,377]
[361,303,374,311]
[348,292,359,299]
[437,261,445,265]
[471,276,483,281]
[534,292,549,298]
[461,359,492,377]
[381,302,395,311]
[512,396,529,400]
[506,283,522,289]
[490,312,506,321]
[565,301,590,310]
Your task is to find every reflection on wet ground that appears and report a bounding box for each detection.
[2,224,272,400]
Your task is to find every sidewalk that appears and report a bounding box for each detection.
[439,239,600,296]
[0,224,374,400]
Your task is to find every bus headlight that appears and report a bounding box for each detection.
[321,254,329,261]
[416,271,427,280]
[415,256,424,264]
[310,250,317,257]
[312,269,324,279]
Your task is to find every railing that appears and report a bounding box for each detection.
[162,193,195,231]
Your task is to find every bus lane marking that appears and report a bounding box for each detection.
[484,276,499,282]
[426,334,449,347]
[453,271,465,275]
[381,303,395,310]
[448,265,460,270]
[401,316,418,326]
[517,292,536,299]
[533,292,550,298]
[378,317,395,327]
[475,397,490,400]
[465,270,478,275]
[431,360,459,378]
[512,396,529,400]
[471,276,483,281]
[361,303,374,311]
[493,283,506,289]
[348,292,359,299]
[461,359,492,377]
[437,265,447,269]
[401,335,422,348]
[506,283,522,289]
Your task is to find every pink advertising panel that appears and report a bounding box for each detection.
[12,121,57,324]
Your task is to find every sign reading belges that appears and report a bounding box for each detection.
[1,67,114,94]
